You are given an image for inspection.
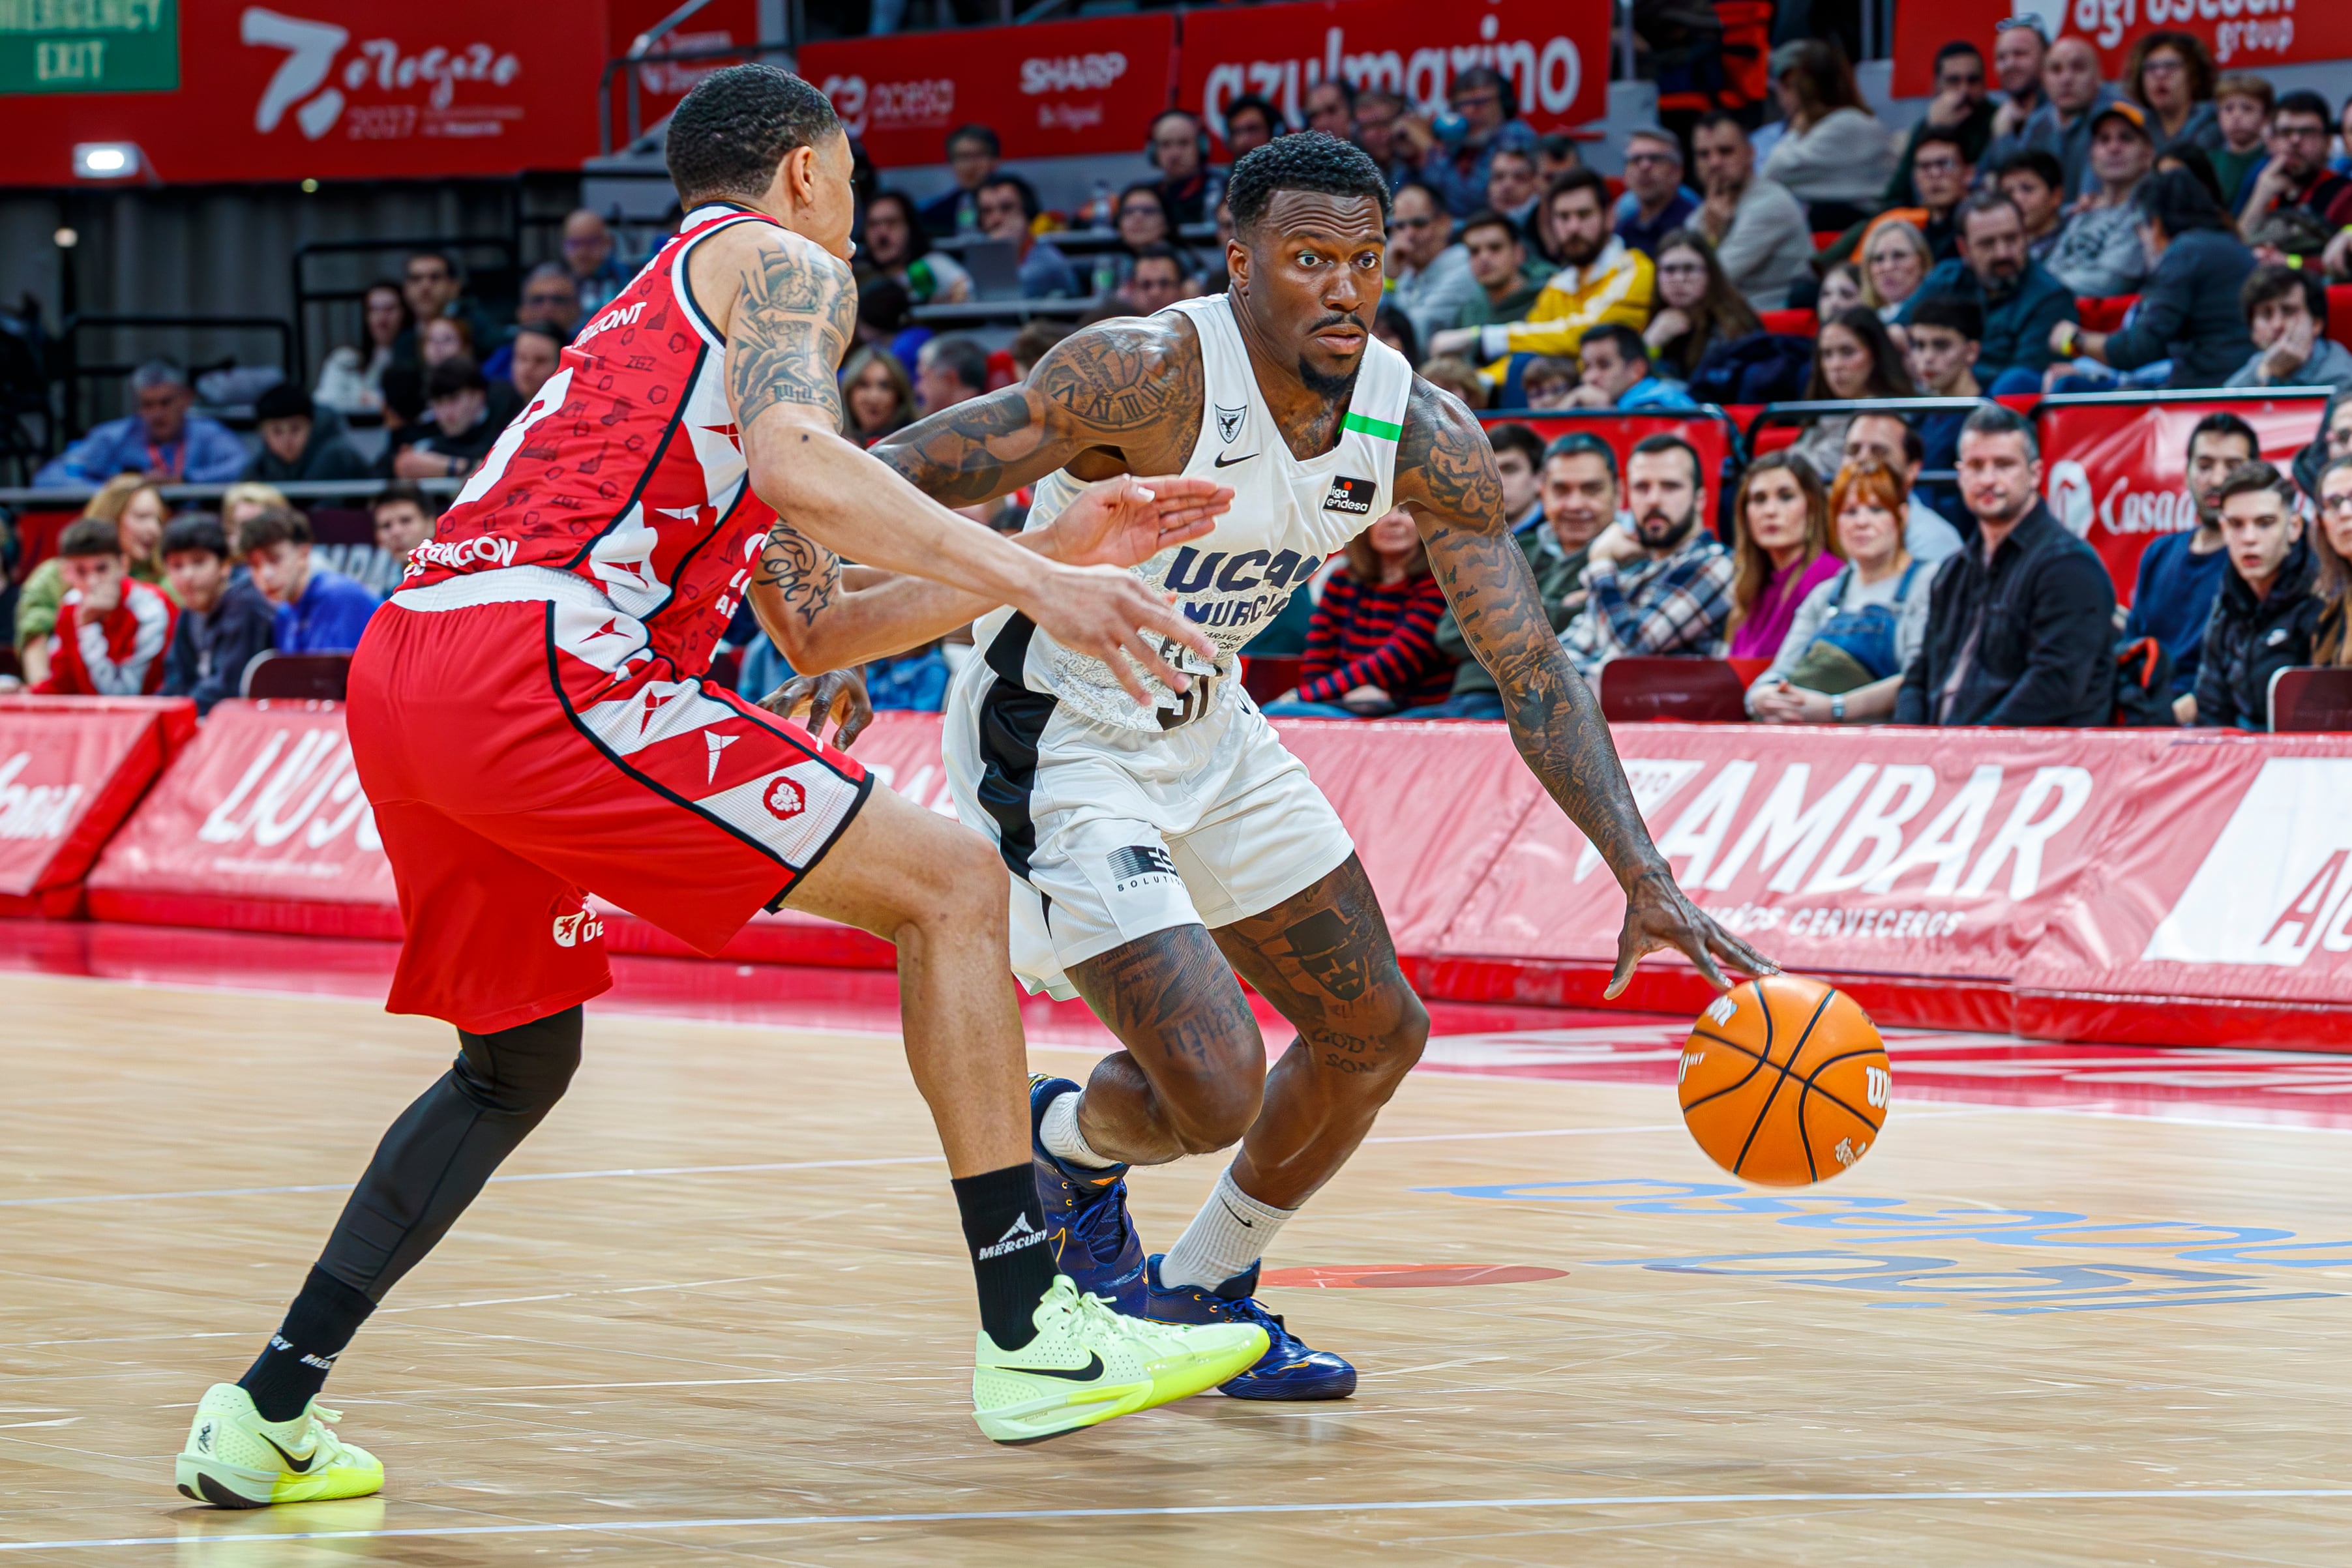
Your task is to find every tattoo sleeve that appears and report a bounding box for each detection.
[871,316,1204,505]
[1393,379,1669,885]
[752,522,841,627]
[726,233,858,434]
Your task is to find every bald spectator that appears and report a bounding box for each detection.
[1616,128,1697,258]
[35,361,246,486]
[1691,111,1810,310]
[1148,109,1226,224]
[2016,37,2118,198]
[561,209,631,314]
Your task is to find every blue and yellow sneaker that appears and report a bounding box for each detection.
[1029,1074,1147,1313]
[1144,1254,1358,1400]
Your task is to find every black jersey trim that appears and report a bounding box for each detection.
[975,613,1056,883]
[646,466,758,640]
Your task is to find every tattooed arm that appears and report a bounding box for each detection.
[1393,378,1774,995]
[696,222,1212,700]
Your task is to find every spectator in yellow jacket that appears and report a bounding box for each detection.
[1429,169,1655,376]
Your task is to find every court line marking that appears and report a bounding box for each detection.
[12,1489,2352,1551]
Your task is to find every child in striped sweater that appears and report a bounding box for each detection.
[1263,507,1457,718]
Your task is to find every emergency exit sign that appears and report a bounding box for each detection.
[0,0,177,93]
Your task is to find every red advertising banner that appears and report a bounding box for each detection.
[1179,0,1607,158]
[1483,412,1739,507]
[0,696,194,915]
[608,0,762,134]
[799,14,1179,168]
[85,699,399,938]
[2038,394,2329,604]
[0,0,611,186]
[1894,0,2352,100]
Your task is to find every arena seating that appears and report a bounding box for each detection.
[241,653,352,702]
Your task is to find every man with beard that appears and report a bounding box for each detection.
[1895,404,2115,726]
[1556,434,1734,679]
[755,134,1771,1400]
[1983,18,2051,170]
[1427,168,1653,375]
[2123,411,2257,722]
[1902,190,2077,394]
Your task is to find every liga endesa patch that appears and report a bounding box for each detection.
[1320,476,1377,514]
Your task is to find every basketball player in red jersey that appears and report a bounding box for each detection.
[172,66,1272,1509]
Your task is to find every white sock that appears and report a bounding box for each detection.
[1159,1167,1294,1291]
[1039,1087,1115,1169]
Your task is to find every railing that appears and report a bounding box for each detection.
[55,314,294,441]
[290,236,519,377]
[600,38,801,157]
[0,477,465,509]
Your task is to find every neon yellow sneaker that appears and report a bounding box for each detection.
[972,1274,1268,1445]
[174,1383,383,1509]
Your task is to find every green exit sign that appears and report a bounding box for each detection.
[0,0,179,94]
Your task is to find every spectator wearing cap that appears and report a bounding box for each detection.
[975,175,1078,299]
[2196,460,2321,729]
[2239,91,2352,229]
[2014,37,2119,200]
[1615,129,1697,258]
[2209,74,2274,210]
[1148,110,1227,225]
[1387,181,1480,346]
[919,125,1004,239]
[2227,265,2352,397]
[483,263,583,387]
[1690,111,1810,310]
[1558,434,1734,679]
[28,518,178,697]
[241,507,380,655]
[1420,430,1612,719]
[1888,43,1997,207]
[1903,191,2077,394]
[2044,101,2158,298]
[160,514,275,713]
[1896,405,2115,727]
[2049,169,2255,389]
[1453,211,1552,333]
[561,209,631,316]
[35,360,246,486]
[1760,40,1898,231]
[1561,323,1701,412]
[1994,149,2070,265]
[393,357,501,481]
[2125,411,2255,720]
[241,383,370,485]
[1421,67,1536,218]
[1429,170,1654,374]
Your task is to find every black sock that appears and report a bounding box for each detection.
[951,1164,1057,1351]
[239,1266,377,1422]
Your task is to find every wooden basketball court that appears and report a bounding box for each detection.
[3,932,2349,1564]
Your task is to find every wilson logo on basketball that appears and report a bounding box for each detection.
[764,777,807,820]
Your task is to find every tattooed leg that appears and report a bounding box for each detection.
[1064,926,1268,1166]
[1209,857,1430,1211]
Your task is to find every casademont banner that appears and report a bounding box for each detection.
[799,13,1177,166]
[0,696,192,912]
[1179,0,1606,157]
[2039,394,2327,605]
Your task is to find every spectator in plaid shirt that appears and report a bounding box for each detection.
[1558,434,1734,681]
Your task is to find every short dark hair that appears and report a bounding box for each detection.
[1956,188,2023,238]
[1691,109,1747,140]
[919,334,989,392]
[2216,458,2297,509]
[2188,410,2259,468]
[1580,321,1651,366]
[1908,293,1984,342]
[1543,430,1620,482]
[1129,243,1184,279]
[665,63,842,203]
[1630,431,1703,488]
[2274,90,2333,127]
[254,382,315,424]
[978,173,1039,222]
[1912,125,1971,163]
[405,248,456,278]
[1485,421,1545,470]
[57,517,122,559]
[1222,93,1285,136]
[1459,208,1523,246]
[2136,166,2229,239]
[512,321,567,356]
[370,481,441,522]
[944,123,999,156]
[237,507,314,554]
[1961,400,2038,460]
[1535,131,1581,164]
[162,514,230,561]
[1849,411,1928,466]
[1934,40,1985,70]
[1993,148,2065,192]
[2241,262,2329,332]
[424,355,487,400]
[1545,167,1611,217]
[1227,132,1391,234]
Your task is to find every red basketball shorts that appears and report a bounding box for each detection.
[346,569,870,1033]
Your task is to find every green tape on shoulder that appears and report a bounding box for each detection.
[1342,410,1403,441]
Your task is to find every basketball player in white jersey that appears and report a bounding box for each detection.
[751,134,1774,1396]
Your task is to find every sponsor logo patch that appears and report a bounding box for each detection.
[1109,844,1178,889]
[1215,404,1247,443]
[765,776,807,820]
[552,910,604,949]
[1321,475,1377,514]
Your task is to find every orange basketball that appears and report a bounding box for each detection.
[1676,974,1890,1186]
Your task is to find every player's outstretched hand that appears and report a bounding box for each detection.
[760,668,874,749]
[1607,867,1778,999]
[1024,567,1218,705]
[1047,475,1234,569]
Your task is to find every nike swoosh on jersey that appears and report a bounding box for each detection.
[1212,452,1258,468]
[1014,1353,1107,1382]
[260,1432,318,1473]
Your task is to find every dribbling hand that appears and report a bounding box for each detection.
[1024,567,1218,705]
[1608,867,1779,999]
[1046,475,1234,569]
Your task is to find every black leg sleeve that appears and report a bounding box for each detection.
[314,1006,584,1303]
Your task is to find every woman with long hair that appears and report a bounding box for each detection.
[314,280,411,413]
[1746,460,1929,723]
[1761,38,1896,229]
[2122,30,2222,157]
[839,346,917,447]
[1727,453,1843,660]
[1791,307,1917,479]
[12,475,173,687]
[1860,221,1933,319]
[1815,261,1865,322]
[1264,507,1455,717]
[1646,229,1764,381]
[2313,452,2352,667]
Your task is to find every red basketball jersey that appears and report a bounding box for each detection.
[407,201,784,683]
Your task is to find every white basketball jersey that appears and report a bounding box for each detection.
[978,292,1415,733]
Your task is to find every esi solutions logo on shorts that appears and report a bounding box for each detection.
[1109,844,1179,893]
